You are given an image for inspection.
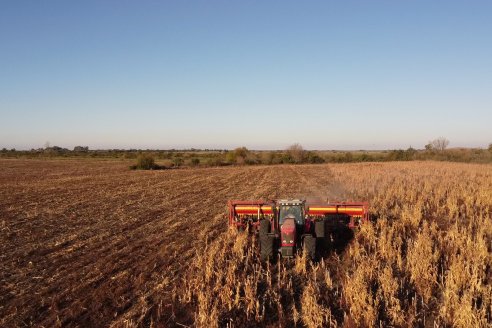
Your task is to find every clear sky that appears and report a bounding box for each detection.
[1,1,491,150]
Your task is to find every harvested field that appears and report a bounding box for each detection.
[1,159,491,327]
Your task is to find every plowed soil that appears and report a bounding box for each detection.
[0,159,350,327]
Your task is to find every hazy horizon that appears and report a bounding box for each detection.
[1,1,491,150]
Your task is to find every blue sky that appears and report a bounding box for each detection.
[1,1,491,150]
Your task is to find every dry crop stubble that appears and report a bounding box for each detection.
[0,160,491,327]
[177,162,491,327]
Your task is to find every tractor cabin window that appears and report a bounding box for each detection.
[279,205,304,225]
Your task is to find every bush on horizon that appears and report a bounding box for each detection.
[130,153,160,170]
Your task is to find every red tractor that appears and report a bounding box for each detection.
[228,199,368,260]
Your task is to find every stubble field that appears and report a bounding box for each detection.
[0,159,491,327]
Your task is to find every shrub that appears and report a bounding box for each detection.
[260,151,275,165]
[234,147,249,158]
[234,147,250,164]
[207,157,225,166]
[280,152,294,163]
[73,146,89,152]
[173,157,184,167]
[306,151,325,164]
[225,151,236,163]
[131,153,159,170]
[359,153,373,162]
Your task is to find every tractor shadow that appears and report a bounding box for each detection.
[317,225,354,258]
[317,215,356,259]
[316,213,380,259]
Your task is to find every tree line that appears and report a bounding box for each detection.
[2,138,492,169]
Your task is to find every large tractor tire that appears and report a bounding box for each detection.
[259,219,273,261]
[315,220,325,239]
[259,219,271,236]
[303,235,316,260]
[260,234,275,261]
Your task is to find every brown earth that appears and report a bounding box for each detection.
[1,159,490,327]
[0,159,350,327]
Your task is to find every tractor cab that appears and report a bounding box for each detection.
[278,200,305,226]
[277,200,306,257]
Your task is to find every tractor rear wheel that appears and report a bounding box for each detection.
[259,219,273,261]
[260,234,274,261]
[303,235,316,260]
[259,219,270,235]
